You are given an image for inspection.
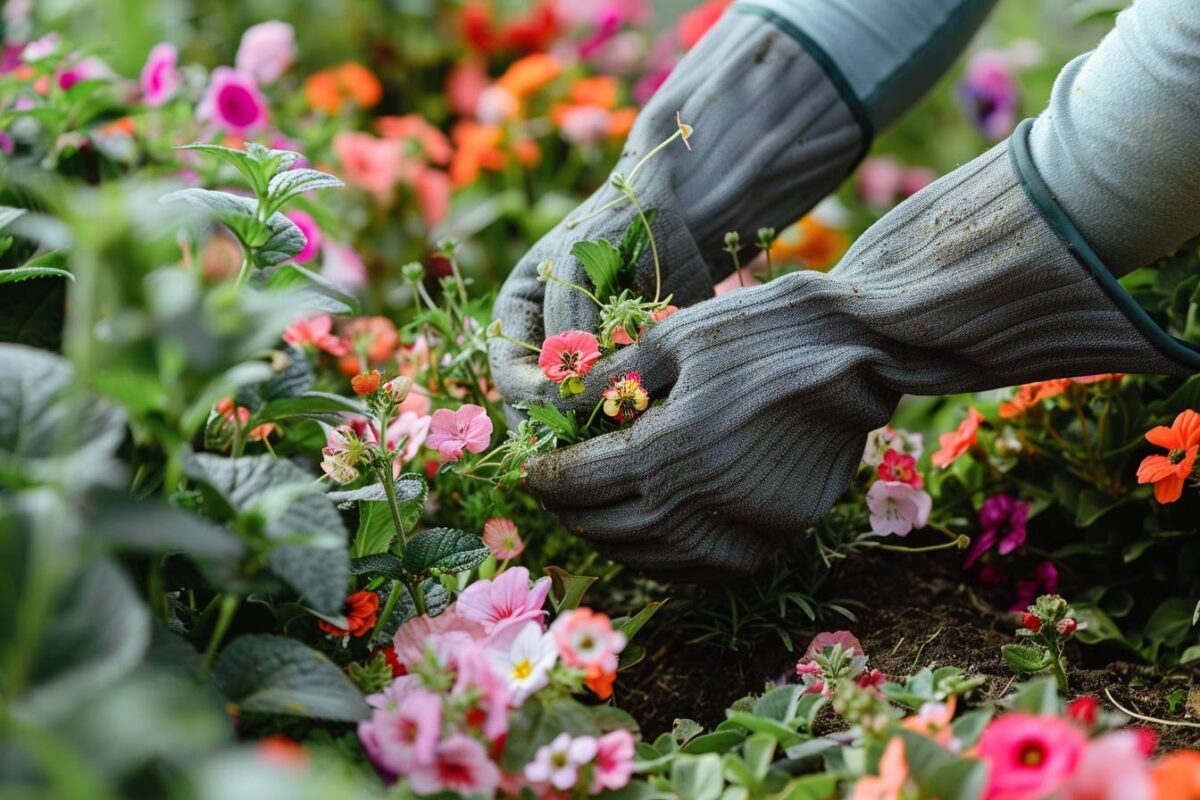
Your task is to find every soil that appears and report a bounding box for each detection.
[616,551,1200,752]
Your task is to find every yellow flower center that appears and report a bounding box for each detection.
[512,658,533,680]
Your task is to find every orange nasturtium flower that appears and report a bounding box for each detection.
[317,591,380,638]
[1136,408,1200,503]
[305,62,383,114]
[931,407,986,469]
[998,379,1070,418]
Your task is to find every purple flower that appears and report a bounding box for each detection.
[965,492,1031,567]
[197,66,268,134]
[0,132,13,156]
[961,50,1018,140]
[140,43,180,107]
[866,480,932,537]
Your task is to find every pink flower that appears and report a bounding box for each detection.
[978,714,1086,800]
[282,315,348,356]
[866,480,932,537]
[412,167,450,227]
[962,50,1019,140]
[1057,731,1152,800]
[391,609,484,671]
[57,56,110,91]
[408,734,501,796]
[198,67,268,134]
[591,729,636,793]
[804,631,864,660]
[426,404,492,461]
[902,167,937,198]
[357,689,442,779]
[560,105,612,145]
[878,448,922,488]
[482,518,524,560]
[320,240,367,294]
[452,645,511,741]
[551,607,626,674]
[857,156,905,209]
[377,114,452,165]
[286,210,321,263]
[332,132,405,195]
[524,733,599,791]
[445,60,489,117]
[456,566,550,634]
[235,21,295,86]
[386,410,431,467]
[139,43,180,107]
[0,132,13,156]
[538,331,601,384]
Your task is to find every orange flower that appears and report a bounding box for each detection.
[998,379,1070,419]
[449,121,505,186]
[608,107,638,138]
[376,114,452,166]
[496,53,561,99]
[317,591,380,638]
[932,408,985,469]
[1136,408,1200,503]
[248,423,275,441]
[1151,751,1200,798]
[851,737,907,800]
[584,664,617,700]
[351,370,382,395]
[569,76,618,109]
[770,215,849,271]
[304,62,382,114]
[338,317,400,374]
[256,735,309,768]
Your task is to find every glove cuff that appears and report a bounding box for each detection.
[1009,117,1200,372]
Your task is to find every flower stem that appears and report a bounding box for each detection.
[200,593,240,678]
[548,274,602,307]
[369,579,403,643]
[497,332,541,354]
[584,397,606,431]
[627,128,684,185]
[878,538,968,554]
[1046,637,1068,693]
[625,192,662,303]
[380,465,408,552]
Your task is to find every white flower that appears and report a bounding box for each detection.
[524,733,598,791]
[487,622,557,704]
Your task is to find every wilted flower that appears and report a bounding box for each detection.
[538,330,601,384]
[866,480,931,537]
[482,518,524,559]
[524,733,599,791]
[198,66,268,133]
[286,210,321,262]
[601,371,649,424]
[965,492,1031,568]
[977,714,1086,800]
[1135,408,1199,504]
[318,590,379,638]
[426,403,492,461]
[139,43,180,106]
[931,408,984,468]
[234,21,295,86]
[321,424,368,483]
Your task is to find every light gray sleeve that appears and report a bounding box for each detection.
[731,0,1000,130]
[1029,0,1200,274]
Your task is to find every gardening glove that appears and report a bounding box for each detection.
[525,0,1200,577]
[490,0,1000,417]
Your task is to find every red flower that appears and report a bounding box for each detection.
[932,408,985,469]
[1066,695,1099,726]
[1021,612,1042,632]
[877,448,923,488]
[1136,408,1200,503]
[318,591,380,638]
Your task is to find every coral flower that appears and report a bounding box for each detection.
[679,0,732,49]
[426,404,493,461]
[482,518,524,559]
[339,316,400,373]
[770,215,849,271]
[332,132,405,195]
[601,371,649,424]
[256,735,308,768]
[496,52,562,98]
[305,62,382,113]
[318,590,380,638]
[139,43,180,107]
[1136,408,1200,503]
[234,21,295,86]
[999,379,1069,418]
[376,114,452,165]
[932,408,985,468]
[198,67,268,133]
[1151,751,1200,799]
[851,737,907,800]
[611,305,677,346]
[977,713,1086,800]
[877,448,922,488]
[449,121,506,186]
[351,370,382,395]
[282,314,348,356]
[551,608,626,699]
[538,331,601,384]
[866,480,931,537]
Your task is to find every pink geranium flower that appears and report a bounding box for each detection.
[198,66,268,133]
[426,404,492,461]
[866,480,932,536]
[451,644,510,741]
[1057,731,1152,800]
[235,21,295,86]
[282,314,348,356]
[411,166,450,227]
[391,609,484,672]
[139,43,180,107]
[978,713,1086,800]
[285,210,321,262]
[408,734,501,796]
[482,518,524,559]
[538,330,601,383]
[385,410,431,467]
[525,733,599,791]
[332,132,406,195]
[456,566,550,634]
[357,689,442,779]
[591,729,636,793]
[857,156,905,209]
[551,608,626,699]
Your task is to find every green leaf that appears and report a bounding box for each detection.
[544,566,596,612]
[1002,644,1053,675]
[951,709,994,748]
[371,579,449,645]
[88,491,245,562]
[723,712,804,747]
[572,238,623,301]
[673,718,704,747]
[328,475,425,506]
[515,401,579,444]
[261,263,361,315]
[0,206,27,231]
[182,453,349,615]
[617,208,658,279]
[500,698,598,773]
[161,189,305,267]
[1008,677,1060,715]
[266,169,344,212]
[176,143,270,197]
[679,730,745,755]
[752,684,802,724]
[212,635,368,721]
[619,599,667,640]
[776,773,839,800]
[403,528,489,576]
[1146,597,1195,648]
[669,754,724,800]
[349,554,406,579]
[0,265,73,284]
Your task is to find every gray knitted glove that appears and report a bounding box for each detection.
[524,139,1198,576]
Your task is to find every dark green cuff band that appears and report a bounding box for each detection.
[730,3,874,166]
[1008,117,1200,371]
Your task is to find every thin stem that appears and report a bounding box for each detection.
[729,248,744,288]
[497,332,541,354]
[406,578,427,617]
[1104,687,1200,729]
[878,538,969,554]
[200,594,241,678]
[369,579,403,643]
[234,253,253,288]
[380,465,408,552]
[625,192,661,303]
[584,397,606,431]
[1046,637,1068,693]
[627,128,684,185]
[548,274,602,307]
[566,195,625,230]
[447,253,469,308]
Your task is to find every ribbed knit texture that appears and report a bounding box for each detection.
[524,144,1189,575]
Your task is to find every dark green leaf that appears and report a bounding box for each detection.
[618,599,666,640]
[328,475,425,506]
[160,189,304,267]
[402,528,489,576]
[176,144,269,197]
[544,566,596,612]
[349,554,406,578]
[515,401,578,444]
[261,263,360,315]
[88,491,244,562]
[0,265,73,284]
[617,207,658,280]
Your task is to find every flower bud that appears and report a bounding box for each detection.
[351,370,382,395]
[486,319,503,339]
[535,259,554,282]
[1022,612,1042,632]
[401,261,425,284]
[1056,618,1077,637]
[384,375,412,403]
[1066,695,1099,726]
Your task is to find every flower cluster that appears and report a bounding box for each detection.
[862,427,932,538]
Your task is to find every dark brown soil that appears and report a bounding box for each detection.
[617,552,1200,751]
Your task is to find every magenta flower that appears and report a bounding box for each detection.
[866,480,931,537]
[285,210,321,262]
[0,132,12,156]
[591,729,636,793]
[856,156,904,209]
[198,67,268,134]
[455,566,550,635]
[357,689,442,779]
[538,330,601,384]
[525,733,599,791]
[961,50,1019,140]
[978,714,1086,800]
[965,492,1031,568]
[408,734,501,796]
[426,403,492,461]
[140,43,180,107]
[234,21,295,86]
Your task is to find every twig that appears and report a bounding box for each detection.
[1104,687,1200,728]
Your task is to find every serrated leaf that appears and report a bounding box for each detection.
[161,189,304,266]
[617,207,657,280]
[1001,643,1053,674]
[371,579,449,645]
[349,553,406,578]
[0,265,73,284]
[328,475,425,506]
[515,401,578,444]
[176,143,269,197]
[403,528,489,576]
[572,238,623,301]
[212,635,367,721]
[266,169,344,212]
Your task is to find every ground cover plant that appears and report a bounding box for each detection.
[2,1,1199,798]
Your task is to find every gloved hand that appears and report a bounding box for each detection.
[491,0,1003,416]
[524,137,1198,576]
